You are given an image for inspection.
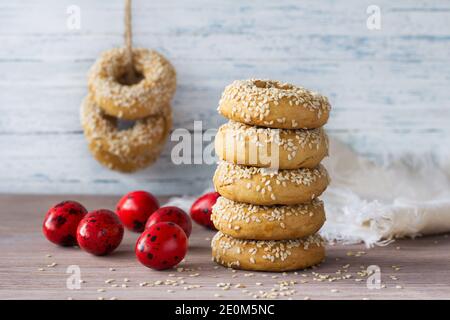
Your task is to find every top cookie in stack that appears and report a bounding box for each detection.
[217,79,330,129]
[211,79,331,272]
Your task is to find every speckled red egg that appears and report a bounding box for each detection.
[145,206,192,237]
[190,192,220,230]
[77,209,124,256]
[42,201,88,246]
[135,222,188,270]
[116,190,159,232]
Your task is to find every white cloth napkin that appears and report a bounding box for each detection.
[320,138,450,246]
[166,138,450,246]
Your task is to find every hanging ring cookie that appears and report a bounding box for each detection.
[80,95,172,173]
[215,121,329,169]
[88,48,176,120]
[212,197,326,240]
[212,232,325,271]
[213,162,329,205]
[218,79,330,129]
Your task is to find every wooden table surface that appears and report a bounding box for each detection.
[1,194,449,300]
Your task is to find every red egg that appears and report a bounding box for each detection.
[190,192,220,230]
[77,209,124,256]
[145,206,192,237]
[116,190,159,232]
[42,201,87,246]
[135,222,188,270]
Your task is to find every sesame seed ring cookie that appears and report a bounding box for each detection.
[213,162,329,205]
[215,121,329,169]
[211,197,325,240]
[212,232,325,272]
[218,79,330,129]
[81,95,172,173]
[88,48,176,120]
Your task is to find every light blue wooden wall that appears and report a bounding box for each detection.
[1,0,449,195]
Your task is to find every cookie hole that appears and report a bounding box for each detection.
[117,69,144,86]
[254,80,293,90]
[117,118,137,131]
[104,113,137,131]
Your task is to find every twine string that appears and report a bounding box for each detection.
[124,0,137,82]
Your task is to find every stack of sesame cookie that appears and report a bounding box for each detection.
[211,79,331,272]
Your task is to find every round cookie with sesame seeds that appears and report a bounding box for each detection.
[211,197,326,240]
[212,232,325,271]
[213,162,329,205]
[80,95,172,173]
[218,79,330,129]
[215,121,329,169]
[88,48,176,120]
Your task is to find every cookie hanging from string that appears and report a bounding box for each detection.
[80,0,176,172]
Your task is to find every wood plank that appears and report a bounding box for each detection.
[0,194,449,300]
[1,0,450,36]
[3,33,450,62]
[0,131,448,195]
[1,59,449,134]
